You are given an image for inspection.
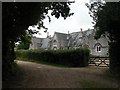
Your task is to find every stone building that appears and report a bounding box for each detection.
[29,29,109,56]
[29,36,50,50]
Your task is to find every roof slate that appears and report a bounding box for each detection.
[30,29,108,50]
[54,32,69,47]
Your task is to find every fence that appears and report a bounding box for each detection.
[89,56,109,67]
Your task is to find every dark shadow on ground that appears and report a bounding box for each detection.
[2,64,25,88]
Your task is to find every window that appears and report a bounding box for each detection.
[53,40,57,45]
[53,47,57,50]
[53,40,56,42]
[96,45,101,52]
[94,43,102,53]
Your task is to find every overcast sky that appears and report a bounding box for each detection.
[29,0,94,38]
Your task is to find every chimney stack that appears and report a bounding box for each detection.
[68,31,69,34]
[67,31,70,40]
[80,28,83,32]
[47,32,49,38]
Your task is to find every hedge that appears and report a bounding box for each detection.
[15,48,90,67]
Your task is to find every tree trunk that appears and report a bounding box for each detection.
[2,40,16,81]
[109,42,120,77]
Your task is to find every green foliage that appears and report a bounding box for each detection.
[86,2,120,41]
[109,42,120,77]
[17,42,29,50]
[17,32,31,50]
[16,48,90,67]
[86,2,120,75]
[3,2,73,82]
[3,2,73,44]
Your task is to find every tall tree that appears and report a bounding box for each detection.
[86,1,120,74]
[16,31,32,50]
[2,2,73,81]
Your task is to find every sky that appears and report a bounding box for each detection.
[28,0,94,38]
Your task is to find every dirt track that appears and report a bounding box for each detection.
[8,60,119,88]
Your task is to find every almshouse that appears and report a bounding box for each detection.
[29,29,109,56]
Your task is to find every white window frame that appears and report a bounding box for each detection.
[96,45,101,52]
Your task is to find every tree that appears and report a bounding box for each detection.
[17,31,31,50]
[3,2,73,81]
[86,2,120,75]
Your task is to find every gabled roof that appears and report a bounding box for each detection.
[54,32,68,47]
[30,29,108,50]
[82,29,94,37]
[32,37,43,44]
[41,38,50,49]
[31,37,50,49]
[68,31,83,47]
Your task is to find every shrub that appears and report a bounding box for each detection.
[15,48,90,67]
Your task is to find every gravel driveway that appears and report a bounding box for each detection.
[8,60,119,88]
